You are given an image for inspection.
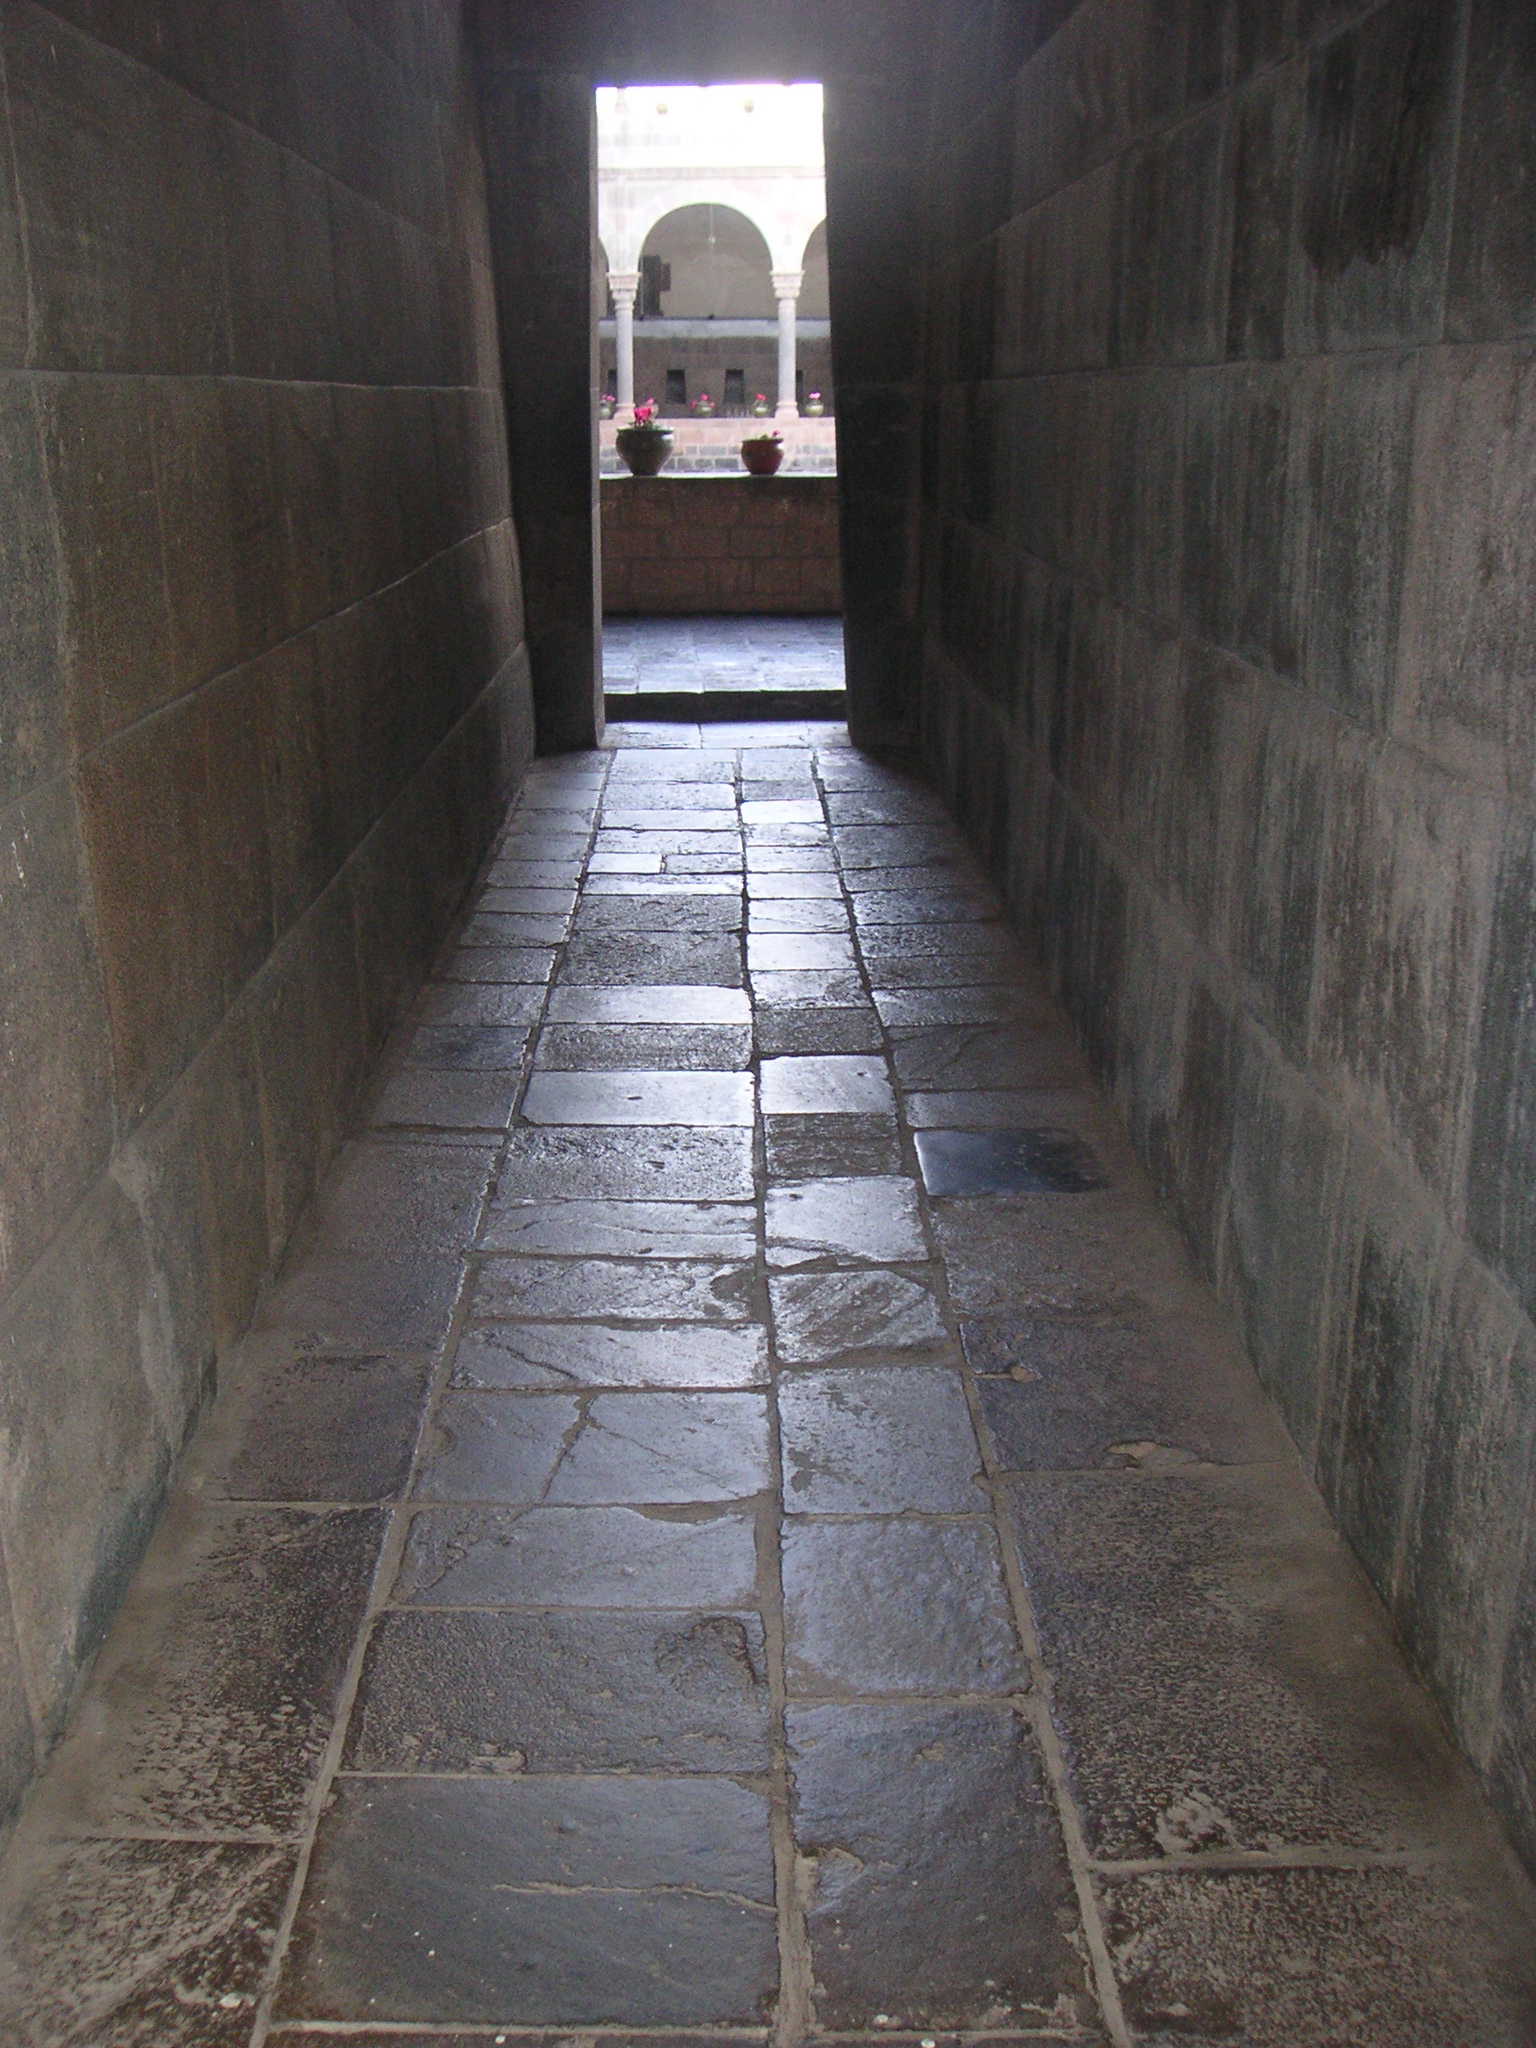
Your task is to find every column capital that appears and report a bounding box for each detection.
[771,269,804,301]
[607,270,640,304]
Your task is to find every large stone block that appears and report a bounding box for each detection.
[1107,369,1185,623]
[1398,1252,1536,1766]
[1221,1026,1349,1458]
[1111,100,1233,367]
[1316,734,1496,1191]
[218,115,340,382]
[1395,343,1536,799]
[0,1548,37,1827]
[1226,58,1302,359]
[78,669,274,1124]
[37,374,173,754]
[1289,0,1460,351]
[0,779,113,1300]
[2,0,229,373]
[1446,0,1536,342]
[0,1179,173,1740]
[0,379,66,805]
[1467,809,1536,1322]
[1490,1513,1536,1875]
[1317,1152,1442,1600]
[1303,350,1415,728]
[1223,686,1326,1058]
[995,161,1114,377]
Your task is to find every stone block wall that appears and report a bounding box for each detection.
[915,0,1536,1872]
[0,0,530,1825]
[601,475,842,613]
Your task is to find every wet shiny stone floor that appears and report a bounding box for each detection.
[3,716,1535,2045]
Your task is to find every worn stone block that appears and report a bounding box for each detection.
[1316,735,1496,1190]
[1446,0,1536,342]
[37,373,173,754]
[0,1179,170,1740]
[1467,809,1536,1321]
[1226,59,1302,359]
[0,780,114,1298]
[0,380,65,805]
[3,1,230,374]
[1220,1027,1347,1457]
[1112,102,1233,367]
[1395,344,1536,798]
[1398,1252,1536,1764]
[1304,351,1414,727]
[1317,1155,1441,1597]
[1289,0,1459,351]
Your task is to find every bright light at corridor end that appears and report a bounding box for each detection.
[596,82,825,172]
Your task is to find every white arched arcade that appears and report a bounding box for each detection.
[597,84,827,422]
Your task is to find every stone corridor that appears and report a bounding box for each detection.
[2,716,1534,2046]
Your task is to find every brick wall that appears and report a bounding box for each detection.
[601,476,841,613]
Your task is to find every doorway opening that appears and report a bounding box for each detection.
[595,83,844,723]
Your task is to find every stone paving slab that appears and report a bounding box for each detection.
[2,716,1534,2048]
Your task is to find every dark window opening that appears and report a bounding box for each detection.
[665,367,687,406]
[723,367,745,409]
[638,253,670,317]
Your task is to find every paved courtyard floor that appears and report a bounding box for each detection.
[602,616,845,697]
[2,714,1534,2045]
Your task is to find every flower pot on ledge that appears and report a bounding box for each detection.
[615,424,674,476]
[740,434,784,476]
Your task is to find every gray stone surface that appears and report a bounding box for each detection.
[4,609,1534,2045]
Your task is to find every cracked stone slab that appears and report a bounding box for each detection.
[300,1141,498,1255]
[782,1519,1025,1695]
[497,1126,754,1202]
[766,1176,927,1267]
[347,1609,770,1773]
[454,1322,769,1391]
[778,1368,983,1514]
[546,1392,772,1505]
[888,1025,1082,1093]
[788,1702,1087,2033]
[415,1392,577,1502]
[469,1257,758,1324]
[395,1505,760,1609]
[759,1056,896,1116]
[522,1070,755,1127]
[279,1777,776,2026]
[0,1838,295,2048]
[479,1200,756,1260]
[770,1269,950,1365]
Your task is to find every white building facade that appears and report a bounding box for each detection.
[597,84,829,425]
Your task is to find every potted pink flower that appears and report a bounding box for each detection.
[751,391,771,418]
[740,430,783,475]
[691,390,716,417]
[614,398,673,476]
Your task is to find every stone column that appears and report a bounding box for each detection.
[772,268,803,420]
[609,271,639,425]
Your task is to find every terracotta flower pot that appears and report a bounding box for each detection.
[740,436,784,476]
[615,425,674,476]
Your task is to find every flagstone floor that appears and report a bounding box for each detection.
[2,712,1534,2047]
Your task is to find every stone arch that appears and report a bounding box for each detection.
[638,202,776,319]
[799,219,828,318]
